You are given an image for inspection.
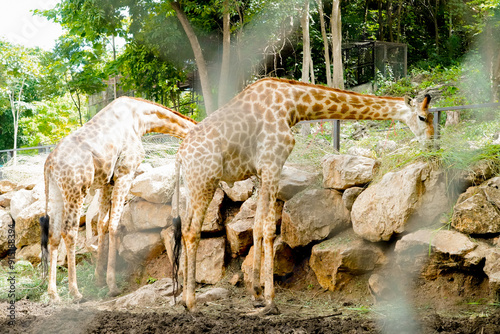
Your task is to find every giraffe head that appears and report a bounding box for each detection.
[401,94,434,144]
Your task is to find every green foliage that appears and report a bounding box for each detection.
[0,257,127,302]
[113,42,187,102]
[19,94,80,146]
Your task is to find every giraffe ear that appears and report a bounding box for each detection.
[421,94,432,111]
[404,96,412,107]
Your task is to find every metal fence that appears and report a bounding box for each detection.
[297,102,500,151]
[1,102,498,178]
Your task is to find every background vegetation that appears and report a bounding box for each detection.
[0,0,499,152]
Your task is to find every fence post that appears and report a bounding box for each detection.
[332,120,340,151]
[432,110,441,150]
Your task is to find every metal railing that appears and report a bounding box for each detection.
[298,102,500,151]
[1,102,498,168]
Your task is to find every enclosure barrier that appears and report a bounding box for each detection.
[298,102,500,151]
[1,103,499,179]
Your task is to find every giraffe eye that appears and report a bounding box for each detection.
[418,115,427,122]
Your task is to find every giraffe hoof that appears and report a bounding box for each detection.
[247,302,280,316]
[73,296,88,304]
[252,299,266,308]
[107,288,121,297]
[49,295,62,304]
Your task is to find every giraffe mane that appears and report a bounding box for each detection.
[118,96,197,124]
[255,77,405,102]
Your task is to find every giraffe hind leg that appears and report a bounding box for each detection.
[62,193,87,302]
[95,186,112,287]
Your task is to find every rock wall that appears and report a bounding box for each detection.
[2,154,500,303]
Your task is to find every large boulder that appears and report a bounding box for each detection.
[225,197,257,257]
[0,207,14,257]
[394,229,477,275]
[281,188,350,248]
[9,189,34,220]
[277,165,320,201]
[16,243,41,264]
[161,227,226,284]
[310,230,386,291]
[121,198,173,233]
[202,188,225,233]
[241,236,295,285]
[342,187,364,211]
[322,154,379,190]
[129,162,176,204]
[451,177,500,234]
[351,162,448,242]
[0,180,17,194]
[15,200,45,248]
[119,231,165,264]
[111,278,180,308]
[0,191,14,208]
[193,237,226,284]
[221,178,255,202]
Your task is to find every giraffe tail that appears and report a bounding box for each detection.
[172,158,182,302]
[172,215,182,298]
[40,165,50,279]
[39,215,49,279]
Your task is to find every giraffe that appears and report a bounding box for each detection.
[39,96,196,302]
[172,77,433,314]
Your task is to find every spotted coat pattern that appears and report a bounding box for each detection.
[43,97,196,301]
[175,77,433,313]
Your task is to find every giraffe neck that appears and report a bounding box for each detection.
[251,78,409,126]
[126,97,197,139]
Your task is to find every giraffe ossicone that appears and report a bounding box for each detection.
[172,77,433,314]
[40,96,196,302]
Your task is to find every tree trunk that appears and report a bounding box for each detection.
[171,1,216,114]
[10,78,26,165]
[300,0,312,136]
[331,0,344,89]
[9,92,18,165]
[377,0,384,41]
[300,0,311,84]
[316,0,332,87]
[363,0,369,39]
[69,91,83,126]
[485,21,500,102]
[396,0,402,42]
[218,0,231,107]
[387,0,394,42]
[445,111,460,126]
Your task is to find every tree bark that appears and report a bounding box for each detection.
[396,0,402,42]
[377,0,384,41]
[218,0,231,107]
[10,77,26,166]
[171,1,216,114]
[331,0,344,89]
[445,111,460,126]
[387,0,394,42]
[316,0,332,87]
[300,0,312,136]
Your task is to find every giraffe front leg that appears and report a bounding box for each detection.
[251,214,264,306]
[262,199,279,315]
[106,175,133,297]
[249,169,280,315]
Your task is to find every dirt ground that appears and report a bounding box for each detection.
[2,258,500,334]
